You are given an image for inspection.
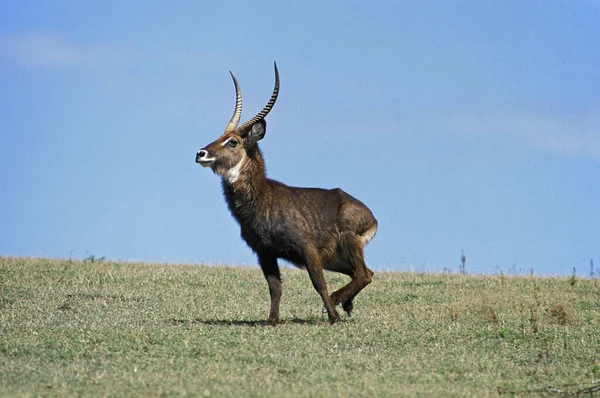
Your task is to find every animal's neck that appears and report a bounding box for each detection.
[221,147,269,224]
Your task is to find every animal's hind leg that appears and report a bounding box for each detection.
[340,267,374,316]
[305,248,340,324]
[329,234,373,317]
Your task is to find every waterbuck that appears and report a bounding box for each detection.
[195,63,377,324]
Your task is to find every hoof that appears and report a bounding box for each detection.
[261,319,278,327]
[342,300,353,317]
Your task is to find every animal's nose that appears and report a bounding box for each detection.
[196,150,207,163]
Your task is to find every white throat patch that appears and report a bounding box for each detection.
[225,155,246,184]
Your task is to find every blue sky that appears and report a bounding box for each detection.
[1,1,599,275]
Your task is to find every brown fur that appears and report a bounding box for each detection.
[196,67,377,324]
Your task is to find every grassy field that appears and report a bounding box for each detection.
[1,256,599,397]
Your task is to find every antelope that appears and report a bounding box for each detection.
[195,63,377,325]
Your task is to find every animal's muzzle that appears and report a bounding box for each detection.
[196,150,207,163]
[196,149,215,167]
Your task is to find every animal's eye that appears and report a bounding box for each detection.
[226,138,238,148]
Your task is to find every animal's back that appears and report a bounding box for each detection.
[269,180,376,238]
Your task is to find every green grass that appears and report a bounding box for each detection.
[1,257,599,397]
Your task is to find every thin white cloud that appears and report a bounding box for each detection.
[446,109,600,158]
[0,32,126,69]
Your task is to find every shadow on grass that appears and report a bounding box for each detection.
[168,316,329,327]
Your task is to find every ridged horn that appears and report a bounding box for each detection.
[224,71,242,133]
[237,62,279,133]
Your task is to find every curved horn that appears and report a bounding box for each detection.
[237,62,279,132]
[224,71,243,133]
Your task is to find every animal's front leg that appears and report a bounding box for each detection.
[258,254,281,325]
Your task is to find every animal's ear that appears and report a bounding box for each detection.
[246,120,266,145]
